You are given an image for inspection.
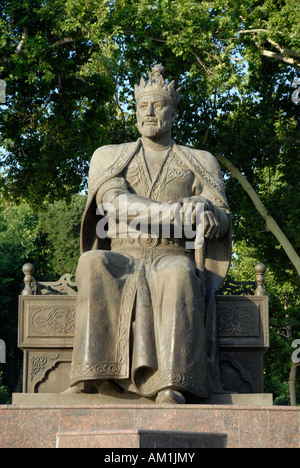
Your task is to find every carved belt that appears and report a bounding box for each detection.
[111,236,187,249]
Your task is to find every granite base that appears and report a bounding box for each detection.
[1,403,299,448]
[57,429,227,448]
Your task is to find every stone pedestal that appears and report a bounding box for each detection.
[7,265,279,448]
[12,392,273,406]
[1,403,299,448]
[57,429,227,448]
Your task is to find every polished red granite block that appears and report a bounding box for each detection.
[268,409,300,448]
[57,430,140,449]
[1,404,299,448]
[59,407,136,433]
[56,429,227,448]
[238,409,270,448]
[0,406,60,448]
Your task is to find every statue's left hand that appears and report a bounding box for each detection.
[168,197,220,239]
[204,211,220,239]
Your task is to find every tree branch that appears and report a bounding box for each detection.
[215,152,300,278]
[261,49,298,66]
[240,30,300,65]
[237,29,269,34]
[72,73,88,83]
[238,31,300,57]
[191,51,215,76]
[282,49,300,58]
[231,49,299,66]
[276,332,288,338]
[289,362,299,406]
[15,27,28,54]
[49,38,75,48]
[267,38,283,54]
[222,28,300,65]
[230,56,246,62]
[148,36,167,44]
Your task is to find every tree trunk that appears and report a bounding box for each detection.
[289,362,298,406]
[215,153,300,278]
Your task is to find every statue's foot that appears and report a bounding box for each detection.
[84,380,123,395]
[61,382,85,394]
[61,381,104,394]
[155,389,185,404]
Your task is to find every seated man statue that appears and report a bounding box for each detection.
[68,64,231,404]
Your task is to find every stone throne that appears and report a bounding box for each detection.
[14,262,270,404]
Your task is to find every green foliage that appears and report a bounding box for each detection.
[0,194,85,395]
[38,194,86,277]
[0,198,45,393]
[230,241,300,403]
[0,370,10,404]
[0,0,117,204]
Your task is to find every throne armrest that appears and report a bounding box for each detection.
[21,263,77,296]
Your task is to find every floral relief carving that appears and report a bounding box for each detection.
[218,305,259,337]
[29,305,75,336]
[30,354,59,381]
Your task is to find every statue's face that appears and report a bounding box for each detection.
[136,94,176,138]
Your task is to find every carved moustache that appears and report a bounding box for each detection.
[142,117,158,126]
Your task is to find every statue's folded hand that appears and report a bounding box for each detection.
[204,211,220,239]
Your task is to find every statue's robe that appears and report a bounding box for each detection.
[70,139,231,398]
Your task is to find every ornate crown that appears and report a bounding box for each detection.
[134,64,181,107]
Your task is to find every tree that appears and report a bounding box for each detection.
[0,198,45,397]
[229,241,300,405]
[0,0,117,204]
[0,194,85,397]
[38,194,86,277]
[1,1,299,206]
[215,152,300,277]
[0,371,10,404]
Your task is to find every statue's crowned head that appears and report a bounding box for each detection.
[135,64,181,109]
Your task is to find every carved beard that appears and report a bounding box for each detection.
[137,118,173,138]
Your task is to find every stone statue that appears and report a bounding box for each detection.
[67,64,231,403]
